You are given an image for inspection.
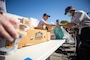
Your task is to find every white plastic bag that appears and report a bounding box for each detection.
[61,26,75,43]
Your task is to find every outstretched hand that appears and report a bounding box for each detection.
[0,14,19,41]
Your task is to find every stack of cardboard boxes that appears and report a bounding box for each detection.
[5,18,51,49]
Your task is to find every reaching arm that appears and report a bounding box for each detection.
[65,22,76,27]
[52,23,76,28]
[43,21,52,26]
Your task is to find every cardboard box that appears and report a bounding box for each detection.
[18,29,51,48]
[20,18,30,27]
[27,29,48,45]
[17,30,35,48]
[18,35,29,48]
[5,29,51,49]
[5,30,28,49]
[47,32,51,40]
[34,26,44,30]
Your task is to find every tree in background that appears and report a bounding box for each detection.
[60,20,69,24]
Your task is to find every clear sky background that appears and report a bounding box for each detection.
[6,0,90,24]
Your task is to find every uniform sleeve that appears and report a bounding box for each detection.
[43,20,48,24]
[38,20,44,26]
[78,11,85,21]
[72,11,85,25]
[0,0,6,13]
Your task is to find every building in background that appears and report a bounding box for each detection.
[4,13,39,27]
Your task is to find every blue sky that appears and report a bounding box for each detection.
[6,0,90,24]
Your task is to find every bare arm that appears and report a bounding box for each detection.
[52,22,76,28]
[65,22,76,27]
[44,22,52,26]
